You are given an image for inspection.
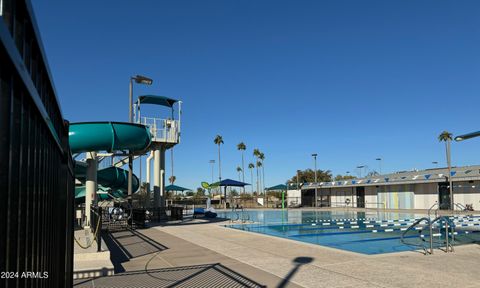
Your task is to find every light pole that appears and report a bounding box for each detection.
[455,130,480,207]
[356,165,365,178]
[296,170,300,190]
[209,160,215,183]
[312,153,318,208]
[376,158,382,175]
[128,75,153,204]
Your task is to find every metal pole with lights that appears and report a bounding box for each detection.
[455,131,480,208]
[209,160,215,195]
[128,75,153,206]
[312,153,318,208]
[356,165,365,178]
[376,158,382,175]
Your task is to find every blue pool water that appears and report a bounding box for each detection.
[218,210,480,255]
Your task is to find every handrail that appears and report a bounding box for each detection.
[454,203,466,211]
[428,216,455,254]
[400,217,430,255]
[402,201,455,255]
[428,201,439,220]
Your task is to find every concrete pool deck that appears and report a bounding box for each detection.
[157,215,480,288]
[74,226,302,287]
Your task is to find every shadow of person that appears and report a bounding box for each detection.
[277,257,313,288]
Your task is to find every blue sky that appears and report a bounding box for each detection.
[33,0,479,189]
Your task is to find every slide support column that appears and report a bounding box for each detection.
[153,146,166,208]
[146,151,154,205]
[85,151,97,228]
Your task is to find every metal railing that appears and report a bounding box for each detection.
[402,201,455,255]
[141,117,180,143]
[229,207,252,223]
[429,216,455,254]
[400,217,430,255]
[91,207,103,252]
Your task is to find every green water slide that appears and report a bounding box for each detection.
[69,122,152,199]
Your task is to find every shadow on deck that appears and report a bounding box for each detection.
[103,229,168,273]
[74,263,266,288]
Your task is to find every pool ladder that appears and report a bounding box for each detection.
[230,207,252,224]
[401,202,454,255]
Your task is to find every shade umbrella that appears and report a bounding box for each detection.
[266,184,288,209]
[165,184,192,197]
[210,179,250,209]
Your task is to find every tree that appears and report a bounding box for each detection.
[438,130,453,208]
[237,142,246,192]
[168,175,176,184]
[289,169,332,184]
[196,187,205,197]
[214,135,224,182]
[334,174,356,181]
[248,163,255,194]
[214,135,224,208]
[236,166,242,181]
[258,152,266,205]
[256,160,263,196]
[253,149,261,194]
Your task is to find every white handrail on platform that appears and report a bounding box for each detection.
[141,117,180,144]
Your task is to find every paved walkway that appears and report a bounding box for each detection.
[74,227,301,287]
[158,219,480,288]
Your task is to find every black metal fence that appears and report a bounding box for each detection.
[1,1,74,287]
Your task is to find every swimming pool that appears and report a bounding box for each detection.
[218,210,480,255]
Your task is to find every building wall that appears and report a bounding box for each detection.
[451,181,480,210]
[287,189,302,206]
[376,185,415,209]
[363,186,378,208]
[315,181,480,210]
[412,183,437,209]
[329,187,355,207]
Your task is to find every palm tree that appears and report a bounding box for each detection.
[168,175,176,184]
[256,160,263,205]
[214,135,224,182]
[248,163,255,194]
[438,131,453,209]
[214,135,224,208]
[258,152,266,205]
[237,142,247,192]
[253,149,260,194]
[236,166,242,181]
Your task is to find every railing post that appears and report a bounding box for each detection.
[97,206,102,252]
[429,218,433,255]
[445,220,449,253]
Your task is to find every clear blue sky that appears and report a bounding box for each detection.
[33,0,479,189]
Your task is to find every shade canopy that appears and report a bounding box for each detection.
[137,95,178,108]
[266,184,287,191]
[165,184,191,192]
[213,179,250,187]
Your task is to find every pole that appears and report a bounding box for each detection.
[447,140,453,209]
[154,149,161,208]
[314,155,317,208]
[85,151,97,228]
[128,78,133,205]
